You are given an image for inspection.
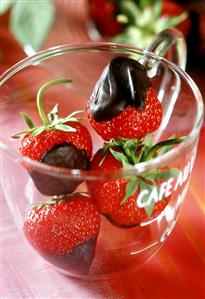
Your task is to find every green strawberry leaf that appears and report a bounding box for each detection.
[138,177,156,217]
[123,140,137,151]
[144,137,186,161]
[138,145,151,162]
[64,109,85,119]
[137,0,158,10]
[32,126,46,136]
[47,104,59,122]
[144,197,155,217]
[118,0,141,24]
[12,130,32,139]
[20,112,35,129]
[10,0,55,51]
[121,176,139,204]
[0,0,14,15]
[104,138,131,151]
[54,124,76,132]
[144,136,153,147]
[162,13,188,29]
[157,143,172,155]
[123,140,143,164]
[59,117,78,124]
[109,148,130,168]
[148,168,179,180]
[158,135,177,156]
[57,110,84,125]
[152,0,162,18]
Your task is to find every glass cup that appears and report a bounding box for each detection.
[0,29,204,280]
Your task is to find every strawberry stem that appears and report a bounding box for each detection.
[37,78,72,126]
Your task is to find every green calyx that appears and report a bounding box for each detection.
[104,136,186,166]
[12,78,84,138]
[102,135,186,216]
[112,0,188,48]
[103,137,143,166]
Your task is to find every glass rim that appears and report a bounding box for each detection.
[0,42,204,179]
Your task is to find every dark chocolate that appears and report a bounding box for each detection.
[29,143,89,196]
[90,57,150,121]
[39,237,97,274]
[41,143,89,170]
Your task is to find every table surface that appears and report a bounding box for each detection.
[1,1,205,298]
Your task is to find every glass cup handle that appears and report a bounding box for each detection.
[142,28,187,142]
[146,27,187,71]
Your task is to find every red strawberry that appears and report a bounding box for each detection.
[88,88,162,141]
[20,121,92,161]
[87,137,184,227]
[13,78,92,195]
[87,57,162,141]
[89,0,122,36]
[112,1,190,50]
[87,150,165,227]
[23,194,101,274]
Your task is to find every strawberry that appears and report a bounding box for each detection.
[112,1,189,48]
[89,0,190,49]
[20,121,92,162]
[87,137,185,227]
[13,78,92,196]
[23,193,101,274]
[87,57,162,141]
[89,0,122,36]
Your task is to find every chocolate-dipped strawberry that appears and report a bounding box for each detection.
[23,193,100,274]
[13,78,92,196]
[87,57,162,141]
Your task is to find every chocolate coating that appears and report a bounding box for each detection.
[41,143,89,170]
[90,57,150,121]
[29,143,89,196]
[39,237,97,274]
